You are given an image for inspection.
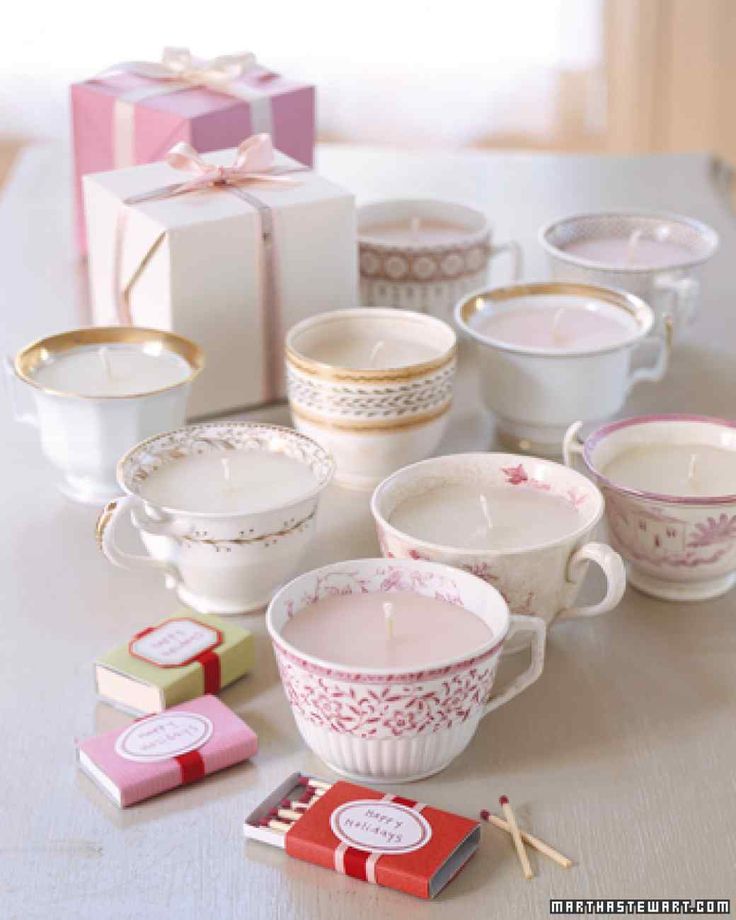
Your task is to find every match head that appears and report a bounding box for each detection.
[499,795,509,806]
[480,809,491,821]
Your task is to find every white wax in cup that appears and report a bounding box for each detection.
[561,235,693,269]
[602,444,736,497]
[471,296,634,351]
[304,337,440,371]
[389,484,581,550]
[31,344,191,397]
[138,450,318,514]
[281,591,493,669]
[360,217,471,247]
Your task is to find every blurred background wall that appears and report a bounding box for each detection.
[1,0,735,175]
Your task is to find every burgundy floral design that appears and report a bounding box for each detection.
[687,514,736,548]
[275,657,499,739]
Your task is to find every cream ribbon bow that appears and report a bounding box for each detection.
[121,47,262,91]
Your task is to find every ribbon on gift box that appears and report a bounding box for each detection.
[94,48,278,167]
[113,133,304,402]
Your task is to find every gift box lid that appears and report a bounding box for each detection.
[77,695,257,808]
[83,146,351,233]
[95,614,254,715]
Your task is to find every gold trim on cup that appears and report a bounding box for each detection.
[456,281,652,357]
[14,326,205,400]
[291,401,452,433]
[285,309,458,383]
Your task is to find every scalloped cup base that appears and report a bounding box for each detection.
[627,566,736,602]
[293,712,479,784]
[174,584,271,616]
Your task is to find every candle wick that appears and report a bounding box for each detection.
[383,601,394,640]
[368,340,385,369]
[99,347,113,379]
[687,453,698,484]
[221,455,232,486]
[410,216,421,238]
[479,494,494,532]
[551,307,566,345]
[625,228,643,264]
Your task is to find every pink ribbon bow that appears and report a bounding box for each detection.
[127,134,298,204]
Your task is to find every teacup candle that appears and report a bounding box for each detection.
[455,281,670,457]
[564,415,736,601]
[97,422,334,614]
[540,211,719,339]
[358,200,521,315]
[267,558,546,782]
[7,327,203,503]
[372,452,626,653]
[286,308,457,489]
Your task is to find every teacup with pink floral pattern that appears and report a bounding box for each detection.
[267,558,546,783]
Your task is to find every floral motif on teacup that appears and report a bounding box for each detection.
[272,653,498,739]
[271,562,504,740]
[358,240,491,284]
[603,490,736,571]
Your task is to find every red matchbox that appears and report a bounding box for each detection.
[243,773,480,899]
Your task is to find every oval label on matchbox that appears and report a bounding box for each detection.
[114,712,213,763]
[330,800,432,854]
[129,618,222,668]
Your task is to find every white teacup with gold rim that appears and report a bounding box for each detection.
[455,281,670,458]
[97,422,335,615]
[371,452,626,652]
[285,308,457,490]
[6,327,203,504]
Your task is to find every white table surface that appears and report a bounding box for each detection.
[1,144,735,919]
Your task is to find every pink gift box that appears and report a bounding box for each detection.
[77,695,258,807]
[71,60,315,253]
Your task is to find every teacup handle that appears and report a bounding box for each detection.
[557,542,626,621]
[489,240,523,282]
[654,275,699,328]
[483,615,546,716]
[96,495,181,586]
[626,314,673,394]
[3,356,38,427]
[562,420,585,469]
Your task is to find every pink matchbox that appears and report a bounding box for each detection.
[76,695,257,807]
[71,51,315,253]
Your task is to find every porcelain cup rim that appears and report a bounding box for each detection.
[115,421,335,520]
[539,209,719,275]
[371,452,604,557]
[285,307,457,381]
[582,413,736,506]
[454,280,653,359]
[267,557,510,679]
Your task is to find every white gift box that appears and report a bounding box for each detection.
[84,147,357,416]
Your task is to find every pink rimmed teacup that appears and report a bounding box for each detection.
[372,453,626,652]
[267,558,546,783]
[564,415,736,601]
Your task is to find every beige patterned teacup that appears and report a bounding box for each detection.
[285,308,457,490]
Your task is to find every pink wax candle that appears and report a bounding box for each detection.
[280,590,493,669]
[359,217,474,247]
[561,235,694,269]
[469,294,637,352]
